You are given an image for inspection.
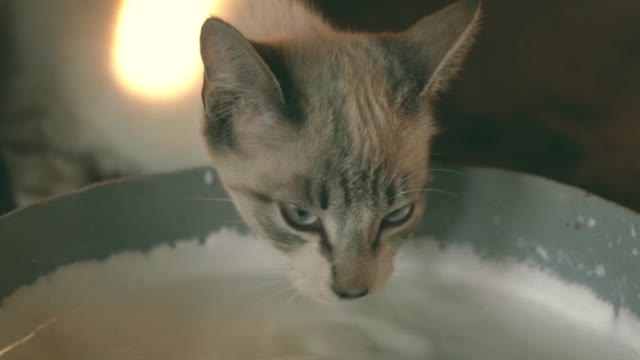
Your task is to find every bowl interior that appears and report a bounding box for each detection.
[0,166,639,359]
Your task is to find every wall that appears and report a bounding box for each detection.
[1,0,639,214]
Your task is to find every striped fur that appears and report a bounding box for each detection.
[201,0,482,301]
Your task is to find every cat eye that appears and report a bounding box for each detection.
[382,203,414,227]
[280,203,321,231]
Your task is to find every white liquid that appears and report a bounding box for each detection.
[1,228,639,359]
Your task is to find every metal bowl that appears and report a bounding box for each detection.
[1,166,638,358]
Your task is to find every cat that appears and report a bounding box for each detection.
[1,0,481,301]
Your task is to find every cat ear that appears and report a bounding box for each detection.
[380,0,482,109]
[199,17,289,151]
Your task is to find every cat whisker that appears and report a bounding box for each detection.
[283,290,300,308]
[428,168,464,176]
[392,258,413,276]
[395,188,458,199]
[394,249,427,270]
[394,252,411,261]
[236,279,286,297]
[396,169,459,189]
[259,287,299,345]
[252,286,294,312]
[232,282,291,326]
[394,246,441,280]
[397,171,429,185]
[250,265,287,273]
[386,282,407,316]
[185,197,234,203]
[272,288,299,321]
[221,220,246,225]
[426,188,458,198]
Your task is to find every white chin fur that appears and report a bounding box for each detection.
[284,242,398,303]
[285,243,338,302]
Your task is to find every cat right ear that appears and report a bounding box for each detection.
[199,17,287,151]
[378,0,482,112]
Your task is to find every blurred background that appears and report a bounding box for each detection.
[1,0,639,216]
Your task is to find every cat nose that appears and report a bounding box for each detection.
[331,284,369,300]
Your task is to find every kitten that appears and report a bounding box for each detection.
[199,0,481,301]
[1,0,481,301]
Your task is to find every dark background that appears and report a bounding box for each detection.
[1,0,639,215]
[0,0,14,215]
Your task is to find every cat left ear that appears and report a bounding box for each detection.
[379,0,482,109]
[200,17,289,151]
[200,17,285,106]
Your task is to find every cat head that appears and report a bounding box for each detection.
[199,0,481,302]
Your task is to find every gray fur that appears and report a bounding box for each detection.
[200,0,482,300]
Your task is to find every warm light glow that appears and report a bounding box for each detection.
[113,0,218,99]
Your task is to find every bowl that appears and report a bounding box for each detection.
[0,166,639,359]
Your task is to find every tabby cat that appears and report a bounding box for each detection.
[2,0,481,301]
